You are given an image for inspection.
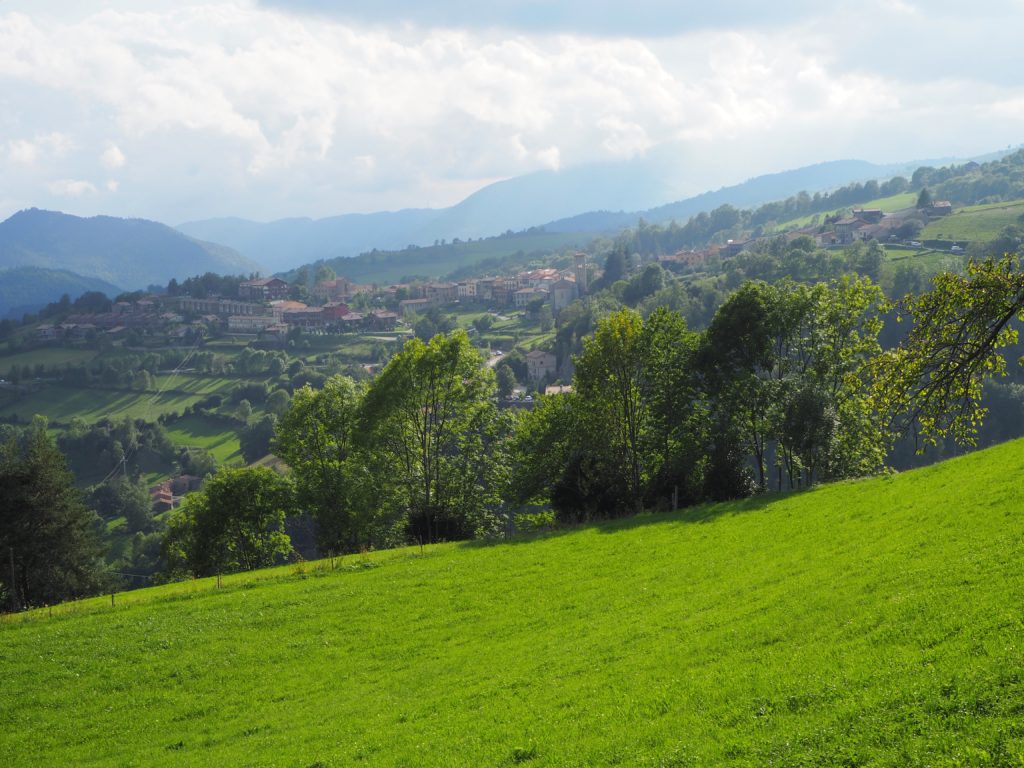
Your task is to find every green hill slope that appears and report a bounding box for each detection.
[4,440,1024,766]
[921,199,1024,241]
[0,209,257,289]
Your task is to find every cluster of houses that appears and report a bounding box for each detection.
[394,253,590,315]
[36,299,194,343]
[656,201,958,268]
[34,253,593,348]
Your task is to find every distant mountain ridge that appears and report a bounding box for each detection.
[0,266,122,320]
[177,156,945,272]
[0,209,258,291]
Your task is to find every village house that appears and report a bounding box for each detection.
[176,297,265,317]
[549,278,578,314]
[833,218,870,245]
[526,349,558,384]
[321,302,351,322]
[852,208,885,224]
[423,282,458,305]
[228,314,277,333]
[339,312,365,331]
[312,277,360,302]
[35,324,60,341]
[269,300,309,322]
[367,310,399,331]
[720,239,752,258]
[283,306,326,329]
[239,277,289,301]
[398,297,432,313]
[514,287,548,308]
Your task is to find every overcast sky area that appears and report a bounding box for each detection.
[2,0,1024,224]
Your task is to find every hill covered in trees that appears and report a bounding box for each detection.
[0,266,122,319]
[4,436,1024,766]
[0,209,257,291]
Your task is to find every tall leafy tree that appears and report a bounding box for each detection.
[574,308,649,507]
[699,282,779,489]
[1,419,106,609]
[360,330,499,542]
[274,378,395,551]
[639,307,708,506]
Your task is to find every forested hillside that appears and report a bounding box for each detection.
[0,267,122,319]
[0,209,256,290]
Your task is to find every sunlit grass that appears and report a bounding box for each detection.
[4,438,1024,766]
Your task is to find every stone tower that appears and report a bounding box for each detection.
[573,252,588,295]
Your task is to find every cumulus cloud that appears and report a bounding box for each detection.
[5,132,74,165]
[101,144,126,170]
[0,1,1023,224]
[47,179,99,197]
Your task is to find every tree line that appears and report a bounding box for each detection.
[5,254,1024,608]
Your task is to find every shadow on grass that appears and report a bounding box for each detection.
[459,486,815,551]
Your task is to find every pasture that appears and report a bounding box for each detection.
[4,438,1024,766]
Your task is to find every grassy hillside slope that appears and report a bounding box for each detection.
[4,440,1024,766]
[921,200,1024,241]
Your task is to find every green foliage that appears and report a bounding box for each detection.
[360,331,502,542]
[274,378,395,552]
[874,254,1024,448]
[177,446,218,478]
[495,363,517,398]
[6,439,1024,765]
[89,477,153,534]
[700,277,887,488]
[0,419,107,608]
[238,414,277,463]
[162,467,294,578]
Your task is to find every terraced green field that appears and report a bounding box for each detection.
[4,438,1024,766]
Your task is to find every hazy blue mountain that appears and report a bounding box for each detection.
[176,154,686,271]
[0,266,122,320]
[176,157,920,271]
[179,147,1013,273]
[0,209,258,290]
[177,209,439,274]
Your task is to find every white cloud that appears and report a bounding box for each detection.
[5,132,74,165]
[1,2,1024,224]
[101,144,125,170]
[47,179,99,197]
[106,179,120,192]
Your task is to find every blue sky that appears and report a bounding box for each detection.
[2,1,1024,224]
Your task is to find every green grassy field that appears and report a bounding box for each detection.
[0,386,206,424]
[151,373,239,396]
[5,439,1024,766]
[0,346,100,375]
[921,199,1024,241]
[164,415,243,464]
